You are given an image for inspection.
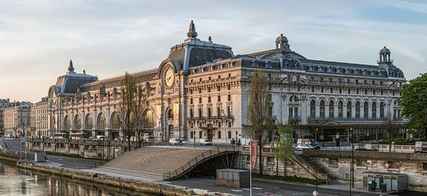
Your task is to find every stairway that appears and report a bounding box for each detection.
[94,146,209,181]
[293,153,331,183]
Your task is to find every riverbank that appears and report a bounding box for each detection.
[17,161,197,196]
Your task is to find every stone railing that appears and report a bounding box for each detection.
[303,150,427,161]
[163,145,240,180]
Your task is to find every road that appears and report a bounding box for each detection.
[171,177,382,196]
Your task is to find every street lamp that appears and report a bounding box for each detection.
[349,127,354,196]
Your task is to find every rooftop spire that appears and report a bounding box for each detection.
[187,20,198,39]
[68,59,75,73]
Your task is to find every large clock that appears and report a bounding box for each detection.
[164,66,175,88]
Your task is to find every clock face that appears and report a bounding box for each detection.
[164,67,175,88]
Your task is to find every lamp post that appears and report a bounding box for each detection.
[349,127,354,196]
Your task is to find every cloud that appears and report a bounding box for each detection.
[0,0,426,102]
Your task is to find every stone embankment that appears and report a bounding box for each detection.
[17,161,196,196]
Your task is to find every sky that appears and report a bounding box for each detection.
[1,0,427,102]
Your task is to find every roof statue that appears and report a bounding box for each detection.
[68,59,75,73]
[380,46,391,55]
[379,46,392,64]
[187,20,198,39]
[275,33,290,50]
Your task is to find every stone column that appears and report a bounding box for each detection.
[351,100,356,119]
[315,97,320,119]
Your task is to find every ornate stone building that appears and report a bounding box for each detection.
[30,97,49,137]
[47,21,406,144]
[3,101,31,137]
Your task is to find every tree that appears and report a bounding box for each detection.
[401,73,427,140]
[120,73,138,152]
[248,70,274,175]
[274,125,294,176]
[134,82,151,148]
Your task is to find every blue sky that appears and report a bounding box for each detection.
[1,0,426,102]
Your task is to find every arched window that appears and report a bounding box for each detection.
[355,101,361,119]
[347,101,352,119]
[168,108,174,120]
[338,101,343,118]
[372,102,377,119]
[111,112,121,129]
[143,110,155,128]
[310,100,316,118]
[97,113,106,130]
[320,100,325,119]
[73,115,81,130]
[63,115,70,130]
[85,114,93,129]
[329,100,334,119]
[380,102,385,119]
[364,102,369,119]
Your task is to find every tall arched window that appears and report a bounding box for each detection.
[320,100,325,119]
[73,115,81,130]
[364,102,369,119]
[338,101,343,118]
[63,115,70,130]
[329,100,334,119]
[355,101,361,119]
[85,114,93,129]
[372,102,377,119]
[144,110,155,128]
[97,113,106,130]
[380,102,385,119]
[310,100,316,118]
[347,101,352,119]
[111,112,121,129]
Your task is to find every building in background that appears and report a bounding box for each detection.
[3,102,32,137]
[46,21,406,144]
[30,97,49,137]
[0,99,12,136]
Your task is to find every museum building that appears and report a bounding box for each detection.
[47,21,406,143]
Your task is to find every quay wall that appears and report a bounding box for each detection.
[17,161,195,196]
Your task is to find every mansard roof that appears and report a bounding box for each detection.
[54,71,98,95]
[80,68,158,91]
[161,21,233,70]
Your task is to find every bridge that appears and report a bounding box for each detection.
[94,145,240,181]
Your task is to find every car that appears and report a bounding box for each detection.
[295,143,320,151]
[169,138,182,145]
[199,138,213,146]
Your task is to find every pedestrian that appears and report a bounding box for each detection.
[313,190,318,196]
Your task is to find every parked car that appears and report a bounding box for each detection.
[169,138,182,145]
[295,143,320,151]
[199,139,213,146]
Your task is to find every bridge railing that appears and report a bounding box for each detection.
[162,145,240,180]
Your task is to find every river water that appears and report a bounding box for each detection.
[0,160,153,196]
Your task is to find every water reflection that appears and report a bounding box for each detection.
[0,161,152,196]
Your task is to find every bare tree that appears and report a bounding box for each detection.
[134,82,151,148]
[120,73,137,152]
[248,70,274,175]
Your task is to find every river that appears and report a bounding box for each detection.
[0,160,153,196]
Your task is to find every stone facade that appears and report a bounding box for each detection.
[30,97,49,137]
[3,102,31,137]
[0,99,12,136]
[46,21,406,143]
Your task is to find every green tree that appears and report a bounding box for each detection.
[401,73,427,139]
[274,125,294,176]
[248,70,274,175]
